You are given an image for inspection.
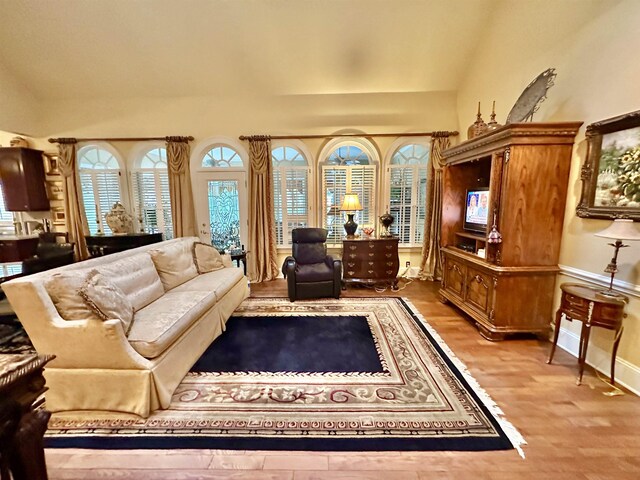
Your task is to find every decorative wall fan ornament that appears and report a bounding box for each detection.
[506,68,557,123]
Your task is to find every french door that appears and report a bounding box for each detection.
[195,172,247,251]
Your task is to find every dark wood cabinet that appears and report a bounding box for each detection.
[439,123,582,340]
[0,236,39,262]
[0,148,49,211]
[86,232,164,257]
[0,354,54,480]
[342,237,399,288]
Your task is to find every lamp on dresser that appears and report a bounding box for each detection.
[594,218,640,297]
[340,193,362,237]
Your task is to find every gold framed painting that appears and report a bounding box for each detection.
[46,181,64,201]
[43,152,61,176]
[577,109,640,221]
[51,207,66,226]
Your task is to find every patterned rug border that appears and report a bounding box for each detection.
[398,298,526,458]
[45,297,526,456]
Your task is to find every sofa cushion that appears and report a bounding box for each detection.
[45,271,102,321]
[97,253,165,312]
[193,242,225,274]
[79,270,135,335]
[128,290,217,359]
[150,240,198,291]
[171,267,244,300]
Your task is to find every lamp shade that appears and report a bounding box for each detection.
[594,219,640,241]
[340,193,362,212]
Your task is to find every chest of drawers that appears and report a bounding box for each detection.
[342,238,399,289]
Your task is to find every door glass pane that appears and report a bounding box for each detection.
[207,180,240,251]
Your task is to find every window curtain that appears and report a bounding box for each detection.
[419,133,452,281]
[166,137,196,238]
[247,136,279,282]
[58,140,90,260]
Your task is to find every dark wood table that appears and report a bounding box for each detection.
[0,353,54,480]
[229,250,248,275]
[86,232,163,257]
[547,283,628,386]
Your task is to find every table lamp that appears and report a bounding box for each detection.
[594,219,640,297]
[340,193,362,237]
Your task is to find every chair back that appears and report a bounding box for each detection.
[291,228,328,265]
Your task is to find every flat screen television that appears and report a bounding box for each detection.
[463,188,490,233]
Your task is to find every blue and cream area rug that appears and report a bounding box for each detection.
[45,297,525,455]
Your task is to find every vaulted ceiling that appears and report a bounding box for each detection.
[0,0,498,101]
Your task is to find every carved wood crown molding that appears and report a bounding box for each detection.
[0,354,54,390]
[443,123,583,159]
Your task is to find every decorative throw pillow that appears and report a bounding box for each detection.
[149,240,199,291]
[192,242,225,274]
[45,270,102,321]
[79,270,135,335]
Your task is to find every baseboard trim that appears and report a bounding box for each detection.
[558,264,640,299]
[556,327,640,396]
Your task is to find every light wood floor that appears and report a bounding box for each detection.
[45,279,640,479]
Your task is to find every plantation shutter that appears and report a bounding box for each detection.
[415,168,428,244]
[160,171,173,239]
[132,170,173,239]
[322,166,348,245]
[273,168,283,245]
[349,165,377,232]
[132,172,157,232]
[80,172,98,234]
[284,168,309,244]
[389,166,413,244]
[80,171,121,235]
[96,171,122,235]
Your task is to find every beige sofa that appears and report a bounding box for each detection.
[3,236,249,417]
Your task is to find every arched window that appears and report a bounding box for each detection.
[201,145,244,168]
[131,146,173,239]
[387,142,430,246]
[78,145,124,235]
[272,145,310,246]
[320,141,377,245]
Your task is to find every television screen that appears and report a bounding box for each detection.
[464,189,489,233]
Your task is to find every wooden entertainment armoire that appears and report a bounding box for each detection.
[439,122,582,340]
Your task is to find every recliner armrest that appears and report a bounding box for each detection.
[327,255,342,299]
[283,256,296,279]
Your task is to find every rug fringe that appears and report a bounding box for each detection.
[402,298,527,459]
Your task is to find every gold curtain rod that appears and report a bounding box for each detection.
[48,136,194,144]
[239,131,458,141]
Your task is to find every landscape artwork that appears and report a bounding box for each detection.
[595,125,640,208]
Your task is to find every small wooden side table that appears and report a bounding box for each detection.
[229,250,248,276]
[547,283,628,386]
[0,353,54,480]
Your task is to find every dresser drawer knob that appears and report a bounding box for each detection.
[347,271,355,276]
[348,262,355,267]
[368,261,374,266]
[349,254,357,259]
[349,246,357,251]
[368,253,374,257]
[369,243,375,248]
[386,245,393,250]
[385,253,392,258]
[386,270,394,274]
[368,270,374,274]
[386,262,393,266]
